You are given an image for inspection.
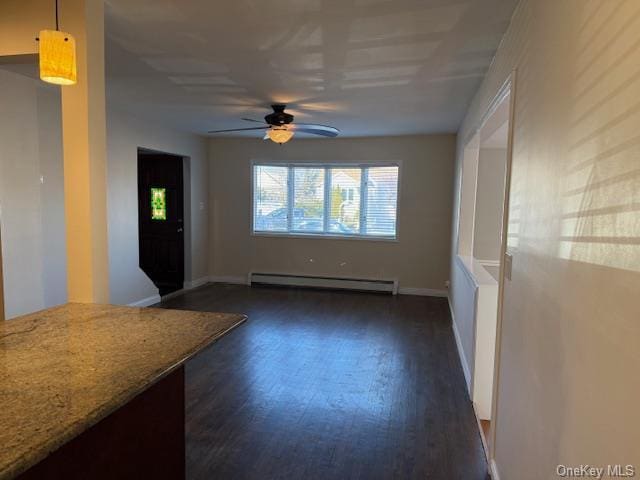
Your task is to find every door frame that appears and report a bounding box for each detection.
[136,147,191,296]
[487,70,517,467]
[457,81,511,420]
[457,71,517,467]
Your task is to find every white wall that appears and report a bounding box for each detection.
[473,148,506,262]
[451,0,640,477]
[0,69,211,312]
[0,69,67,319]
[451,256,476,389]
[208,135,455,292]
[106,108,209,305]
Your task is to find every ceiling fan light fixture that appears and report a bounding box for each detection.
[267,128,294,144]
[208,105,339,140]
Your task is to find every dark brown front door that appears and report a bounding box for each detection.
[138,152,184,296]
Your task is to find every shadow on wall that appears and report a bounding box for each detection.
[494,2,640,474]
[104,0,516,134]
[558,2,640,273]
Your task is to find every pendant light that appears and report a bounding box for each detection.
[267,128,295,144]
[38,0,77,85]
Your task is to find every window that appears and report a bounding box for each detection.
[150,187,166,220]
[254,166,288,231]
[293,167,325,233]
[253,164,399,239]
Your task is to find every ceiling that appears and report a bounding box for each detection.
[105,0,518,138]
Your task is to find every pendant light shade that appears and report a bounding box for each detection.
[267,128,295,144]
[39,29,77,85]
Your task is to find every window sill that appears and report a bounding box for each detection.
[251,231,399,243]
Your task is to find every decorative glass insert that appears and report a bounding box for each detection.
[151,187,167,220]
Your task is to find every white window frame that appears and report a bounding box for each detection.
[251,161,401,242]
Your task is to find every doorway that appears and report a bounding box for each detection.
[453,76,514,459]
[137,150,185,297]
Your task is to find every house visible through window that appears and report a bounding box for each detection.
[253,164,399,238]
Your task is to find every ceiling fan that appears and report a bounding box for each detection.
[207,104,340,144]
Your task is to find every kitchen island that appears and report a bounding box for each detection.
[0,303,246,479]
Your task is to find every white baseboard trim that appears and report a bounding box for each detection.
[184,276,210,290]
[161,276,215,301]
[449,295,472,392]
[398,287,448,297]
[129,276,213,306]
[128,294,161,307]
[209,275,249,285]
[490,459,501,480]
[477,259,500,268]
[249,272,397,294]
[161,289,187,301]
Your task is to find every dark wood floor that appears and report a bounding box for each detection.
[159,283,488,480]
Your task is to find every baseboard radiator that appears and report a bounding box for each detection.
[249,272,397,295]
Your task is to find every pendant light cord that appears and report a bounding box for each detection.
[55,0,59,30]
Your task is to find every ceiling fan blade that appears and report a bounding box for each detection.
[208,126,270,134]
[242,118,267,124]
[290,123,340,137]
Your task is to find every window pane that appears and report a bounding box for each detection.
[329,168,360,235]
[365,166,399,237]
[254,165,288,232]
[151,188,166,221]
[292,167,325,232]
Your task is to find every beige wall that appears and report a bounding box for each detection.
[451,0,640,477]
[0,68,67,319]
[60,0,110,304]
[0,0,53,57]
[208,135,455,292]
[107,108,210,305]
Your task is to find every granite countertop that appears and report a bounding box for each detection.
[0,303,246,479]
